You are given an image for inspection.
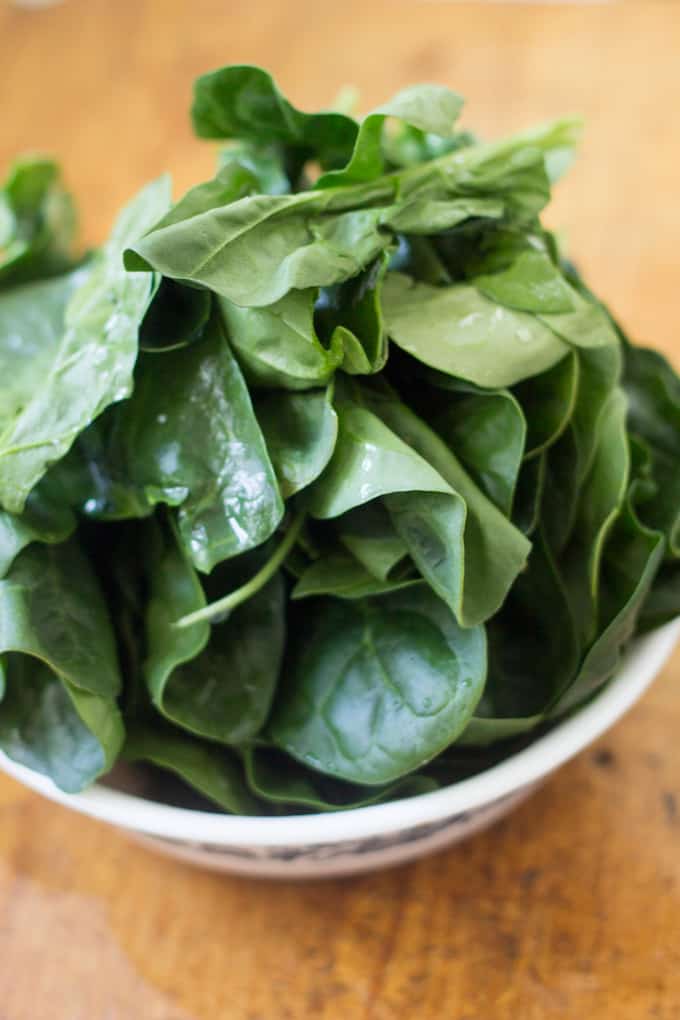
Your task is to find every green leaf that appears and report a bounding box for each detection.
[219,289,343,390]
[305,400,453,518]
[139,278,212,353]
[551,487,664,716]
[0,270,80,431]
[316,83,463,189]
[461,531,579,745]
[0,157,76,289]
[468,228,576,314]
[382,272,569,387]
[512,453,546,536]
[269,586,486,785]
[125,723,261,814]
[243,744,437,812]
[639,561,680,631]
[335,502,409,581]
[0,478,75,578]
[317,253,390,375]
[0,541,124,791]
[126,118,579,307]
[514,350,578,458]
[623,342,680,558]
[253,387,338,499]
[360,385,531,626]
[292,550,417,600]
[101,311,284,571]
[144,522,285,744]
[0,176,172,514]
[430,379,526,515]
[191,64,358,170]
[217,142,291,195]
[561,388,630,645]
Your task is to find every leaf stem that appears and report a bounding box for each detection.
[174,513,305,629]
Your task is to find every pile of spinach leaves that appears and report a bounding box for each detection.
[1,64,678,814]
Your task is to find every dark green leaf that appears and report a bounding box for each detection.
[0,157,76,288]
[125,722,261,814]
[270,586,485,784]
[0,176,172,513]
[243,744,438,812]
[0,541,124,791]
[144,522,285,744]
[254,387,338,499]
[102,311,283,571]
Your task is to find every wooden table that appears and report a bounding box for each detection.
[1,2,679,1017]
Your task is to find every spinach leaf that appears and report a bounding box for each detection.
[514,351,578,458]
[126,118,578,307]
[623,343,680,558]
[315,253,389,375]
[144,521,285,744]
[0,541,123,791]
[561,388,630,645]
[551,487,664,716]
[254,386,338,499]
[139,278,212,353]
[334,502,408,581]
[360,385,531,626]
[0,479,75,578]
[429,380,526,515]
[269,586,485,784]
[292,550,417,600]
[125,722,261,814]
[382,272,569,387]
[315,83,464,189]
[461,532,578,745]
[0,270,80,430]
[219,289,343,390]
[243,744,438,812]
[102,310,283,571]
[0,157,76,288]
[191,64,359,171]
[0,176,172,514]
[639,561,680,631]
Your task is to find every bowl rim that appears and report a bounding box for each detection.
[1,619,678,846]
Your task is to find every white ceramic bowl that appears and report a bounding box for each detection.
[2,619,678,879]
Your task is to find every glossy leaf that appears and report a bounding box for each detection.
[430,380,526,515]
[191,64,358,170]
[382,272,569,387]
[335,502,408,581]
[139,278,212,353]
[0,176,172,514]
[219,289,343,390]
[104,312,283,571]
[0,479,75,578]
[254,387,338,499]
[0,270,80,430]
[144,522,285,744]
[270,586,486,785]
[360,385,531,626]
[0,541,124,791]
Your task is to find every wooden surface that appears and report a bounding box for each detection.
[1,2,680,1017]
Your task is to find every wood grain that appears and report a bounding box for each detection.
[0,2,679,1017]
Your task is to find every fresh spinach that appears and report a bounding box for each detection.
[0,64,677,810]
